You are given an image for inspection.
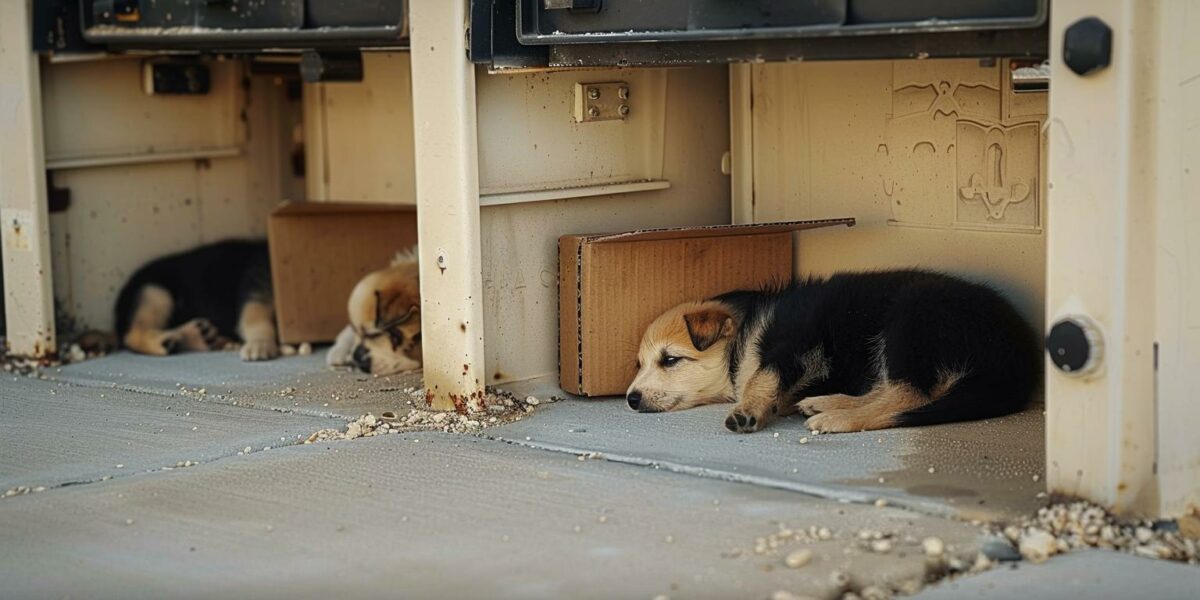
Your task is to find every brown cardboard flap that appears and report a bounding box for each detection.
[579,217,855,244]
[272,201,417,217]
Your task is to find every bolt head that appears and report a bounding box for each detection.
[617,104,630,116]
[1063,17,1112,76]
[587,88,600,100]
[618,86,629,99]
[587,106,600,117]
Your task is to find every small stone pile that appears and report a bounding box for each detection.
[304,387,553,443]
[995,500,1199,564]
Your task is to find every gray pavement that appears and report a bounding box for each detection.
[1,350,1196,599]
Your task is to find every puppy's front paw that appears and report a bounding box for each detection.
[240,338,280,361]
[804,410,866,434]
[724,408,762,433]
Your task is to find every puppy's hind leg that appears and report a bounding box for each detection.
[238,298,280,361]
[804,382,930,433]
[123,285,181,356]
[725,369,784,433]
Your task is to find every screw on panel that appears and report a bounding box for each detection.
[587,106,601,118]
[587,87,601,100]
[617,104,630,117]
[618,86,629,99]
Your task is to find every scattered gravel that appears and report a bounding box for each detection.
[3,485,48,499]
[991,500,1199,565]
[304,387,553,443]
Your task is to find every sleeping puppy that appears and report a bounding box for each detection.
[111,239,279,361]
[626,270,1041,434]
[327,247,422,375]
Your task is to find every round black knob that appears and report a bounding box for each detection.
[1063,17,1113,77]
[1046,316,1104,376]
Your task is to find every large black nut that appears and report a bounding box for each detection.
[1063,17,1113,76]
[1046,315,1104,377]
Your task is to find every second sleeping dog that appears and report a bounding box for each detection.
[626,270,1041,433]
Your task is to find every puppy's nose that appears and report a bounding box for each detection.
[626,391,642,410]
[351,345,371,373]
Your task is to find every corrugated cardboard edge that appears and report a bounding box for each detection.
[579,217,855,244]
[557,218,856,396]
[271,200,418,217]
[558,235,586,395]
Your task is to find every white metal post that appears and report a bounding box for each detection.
[1045,0,1200,518]
[0,0,56,357]
[408,0,486,411]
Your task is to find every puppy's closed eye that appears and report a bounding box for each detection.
[659,355,683,368]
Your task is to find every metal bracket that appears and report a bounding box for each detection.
[574,81,630,123]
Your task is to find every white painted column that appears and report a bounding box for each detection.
[0,0,56,357]
[408,0,486,410]
[1045,0,1200,518]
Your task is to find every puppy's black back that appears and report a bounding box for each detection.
[114,240,270,342]
[738,270,1040,426]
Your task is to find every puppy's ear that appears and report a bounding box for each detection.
[683,307,734,351]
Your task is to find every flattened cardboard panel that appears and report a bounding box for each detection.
[557,236,585,394]
[269,203,418,344]
[578,232,793,396]
[583,217,854,244]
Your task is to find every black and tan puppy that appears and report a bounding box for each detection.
[326,247,422,375]
[626,270,1040,433]
[112,239,279,361]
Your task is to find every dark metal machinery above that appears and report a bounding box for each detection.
[33,1,408,53]
[470,0,1049,69]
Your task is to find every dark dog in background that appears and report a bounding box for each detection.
[626,270,1041,433]
[105,240,280,361]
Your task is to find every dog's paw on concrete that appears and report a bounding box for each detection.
[724,409,761,433]
[240,338,280,361]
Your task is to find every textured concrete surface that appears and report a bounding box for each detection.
[51,350,424,419]
[0,375,340,490]
[5,354,1194,599]
[914,550,1200,599]
[488,395,1045,519]
[0,433,984,600]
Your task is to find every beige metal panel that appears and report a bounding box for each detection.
[41,58,243,165]
[46,72,292,332]
[304,53,417,204]
[409,0,486,409]
[480,66,731,383]
[475,68,666,195]
[740,59,1047,333]
[0,0,56,357]
[1154,0,1200,519]
[1046,0,1161,516]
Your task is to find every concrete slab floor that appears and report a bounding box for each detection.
[50,350,425,420]
[4,352,1195,598]
[0,433,985,600]
[0,375,341,491]
[913,549,1200,599]
[486,391,1046,521]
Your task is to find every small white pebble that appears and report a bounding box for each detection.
[573,525,582,533]
[784,548,812,568]
[115,464,124,469]
[243,446,252,454]
[664,535,674,543]
[799,437,809,444]
[1032,474,1041,482]
[874,498,888,508]
[773,432,780,438]
[922,537,945,557]
[125,518,135,526]
[927,467,936,474]
[298,342,313,356]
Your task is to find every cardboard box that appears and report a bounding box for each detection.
[558,218,855,397]
[268,202,418,344]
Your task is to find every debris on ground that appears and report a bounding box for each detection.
[990,500,1199,565]
[1,338,106,378]
[304,387,555,443]
[3,485,48,499]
